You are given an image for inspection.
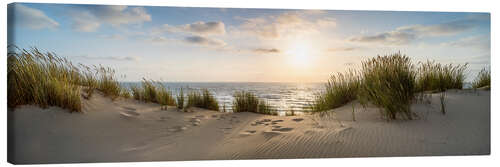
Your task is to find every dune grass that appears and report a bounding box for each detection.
[358,53,416,120]
[416,61,467,92]
[310,71,360,112]
[7,47,135,112]
[310,52,471,120]
[233,91,277,115]
[8,48,83,112]
[177,87,185,110]
[186,89,219,111]
[472,67,491,89]
[130,79,176,107]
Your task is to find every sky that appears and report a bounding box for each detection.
[7,3,491,82]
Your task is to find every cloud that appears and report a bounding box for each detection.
[253,48,281,54]
[442,35,490,51]
[75,55,140,61]
[154,21,226,36]
[183,35,227,47]
[328,47,358,52]
[9,4,59,29]
[99,34,125,40]
[70,5,151,32]
[349,17,487,45]
[233,12,336,39]
[71,11,100,32]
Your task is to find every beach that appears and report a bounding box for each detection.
[8,89,490,164]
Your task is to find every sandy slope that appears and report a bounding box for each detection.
[8,90,490,164]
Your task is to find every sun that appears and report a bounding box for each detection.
[285,41,313,67]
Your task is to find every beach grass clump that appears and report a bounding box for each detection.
[310,71,360,112]
[186,89,219,111]
[416,61,467,92]
[232,91,277,115]
[131,79,176,106]
[472,67,490,89]
[95,66,123,100]
[358,53,416,120]
[177,88,185,109]
[7,48,83,112]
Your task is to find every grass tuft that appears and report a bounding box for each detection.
[8,48,83,112]
[358,53,416,120]
[177,87,185,110]
[131,79,177,107]
[233,91,277,115]
[472,67,490,89]
[416,61,467,92]
[186,89,219,111]
[310,70,360,112]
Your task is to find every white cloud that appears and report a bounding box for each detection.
[349,17,486,45]
[183,35,227,47]
[71,11,100,32]
[75,55,140,61]
[9,4,59,29]
[233,12,337,39]
[70,5,151,32]
[154,21,226,36]
[442,35,490,51]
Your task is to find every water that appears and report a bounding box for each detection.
[121,82,325,113]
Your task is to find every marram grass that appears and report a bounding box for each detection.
[416,61,467,92]
[472,67,491,89]
[310,70,360,112]
[233,91,277,115]
[131,79,177,107]
[186,89,219,111]
[358,53,416,120]
[8,48,84,112]
[7,47,173,112]
[310,52,470,120]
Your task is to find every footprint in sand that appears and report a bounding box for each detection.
[292,118,304,122]
[120,110,140,118]
[189,118,201,126]
[239,130,257,137]
[157,116,170,122]
[272,125,282,128]
[245,130,257,133]
[190,118,201,122]
[211,114,218,118]
[122,107,137,111]
[168,126,188,132]
[271,127,294,132]
[261,119,272,122]
[195,115,205,119]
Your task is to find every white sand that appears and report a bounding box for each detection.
[8,90,490,164]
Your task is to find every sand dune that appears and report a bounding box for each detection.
[8,90,490,164]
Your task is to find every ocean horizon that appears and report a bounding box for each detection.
[121,82,325,113]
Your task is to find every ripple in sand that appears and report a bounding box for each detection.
[292,118,304,122]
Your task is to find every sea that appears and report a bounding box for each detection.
[121,82,325,114]
[121,82,474,114]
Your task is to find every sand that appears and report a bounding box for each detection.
[8,90,490,164]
